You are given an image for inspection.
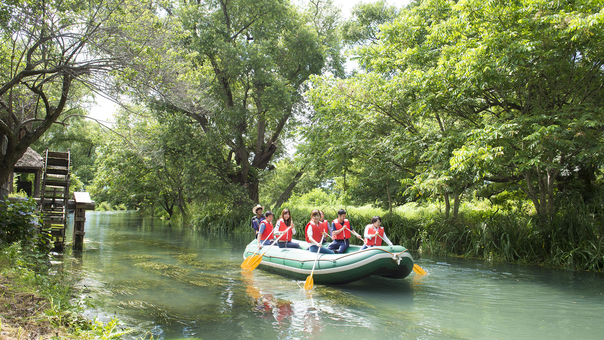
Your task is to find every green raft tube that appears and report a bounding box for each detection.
[243,239,414,284]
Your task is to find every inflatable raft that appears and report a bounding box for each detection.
[242,239,414,284]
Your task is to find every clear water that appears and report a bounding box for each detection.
[60,211,604,339]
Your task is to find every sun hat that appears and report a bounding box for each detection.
[252,204,264,214]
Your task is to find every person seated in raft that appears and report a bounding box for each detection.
[306,210,334,254]
[257,210,275,247]
[328,209,362,254]
[360,216,394,250]
[274,208,300,248]
[319,210,331,245]
[251,204,265,234]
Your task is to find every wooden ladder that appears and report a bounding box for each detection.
[40,149,71,251]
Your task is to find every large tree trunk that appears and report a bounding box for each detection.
[524,166,559,224]
[453,190,462,220]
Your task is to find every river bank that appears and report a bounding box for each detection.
[0,244,127,340]
[190,200,604,272]
[0,275,68,339]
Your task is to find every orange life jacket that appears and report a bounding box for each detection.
[305,222,323,243]
[276,219,293,242]
[259,221,274,241]
[332,219,351,240]
[365,226,384,246]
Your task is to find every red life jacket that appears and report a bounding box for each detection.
[276,219,293,242]
[365,226,384,246]
[319,220,330,235]
[305,222,323,243]
[259,221,274,241]
[332,219,351,240]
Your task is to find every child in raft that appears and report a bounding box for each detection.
[257,211,275,247]
[360,216,394,250]
[274,208,300,248]
[305,210,334,254]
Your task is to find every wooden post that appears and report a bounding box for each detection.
[73,192,95,251]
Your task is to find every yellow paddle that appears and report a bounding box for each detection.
[241,227,276,269]
[374,232,427,275]
[304,235,325,290]
[413,264,428,275]
[243,227,292,271]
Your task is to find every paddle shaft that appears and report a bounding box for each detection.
[243,226,292,270]
[242,226,277,268]
[257,226,292,255]
[306,234,325,289]
[373,230,393,246]
[333,226,362,240]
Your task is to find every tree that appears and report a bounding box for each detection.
[361,0,604,222]
[174,0,344,204]
[0,0,133,186]
[89,105,235,218]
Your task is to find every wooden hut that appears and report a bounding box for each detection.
[0,147,44,198]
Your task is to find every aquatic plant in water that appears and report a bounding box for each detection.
[314,287,374,309]
[175,254,234,270]
[121,255,159,260]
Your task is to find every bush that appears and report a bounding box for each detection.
[0,198,51,253]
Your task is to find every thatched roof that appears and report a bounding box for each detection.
[14,147,44,169]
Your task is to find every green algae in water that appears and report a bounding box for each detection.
[162,267,190,279]
[187,275,228,287]
[314,286,375,309]
[111,288,136,296]
[188,280,211,287]
[111,278,169,289]
[118,299,157,310]
[134,262,181,271]
[175,254,233,270]
[175,254,198,263]
[121,254,159,260]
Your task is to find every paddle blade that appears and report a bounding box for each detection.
[247,255,263,271]
[413,264,427,275]
[241,256,252,270]
[304,275,314,290]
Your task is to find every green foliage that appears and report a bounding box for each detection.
[0,198,51,253]
[288,188,339,207]
[259,159,322,208]
[32,115,102,187]
[341,0,401,47]
[304,0,604,223]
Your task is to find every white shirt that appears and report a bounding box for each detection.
[363,224,393,246]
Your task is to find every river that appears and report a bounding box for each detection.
[58,211,604,339]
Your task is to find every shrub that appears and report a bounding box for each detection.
[0,198,51,253]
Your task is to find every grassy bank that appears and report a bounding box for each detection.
[190,199,604,272]
[0,244,129,339]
